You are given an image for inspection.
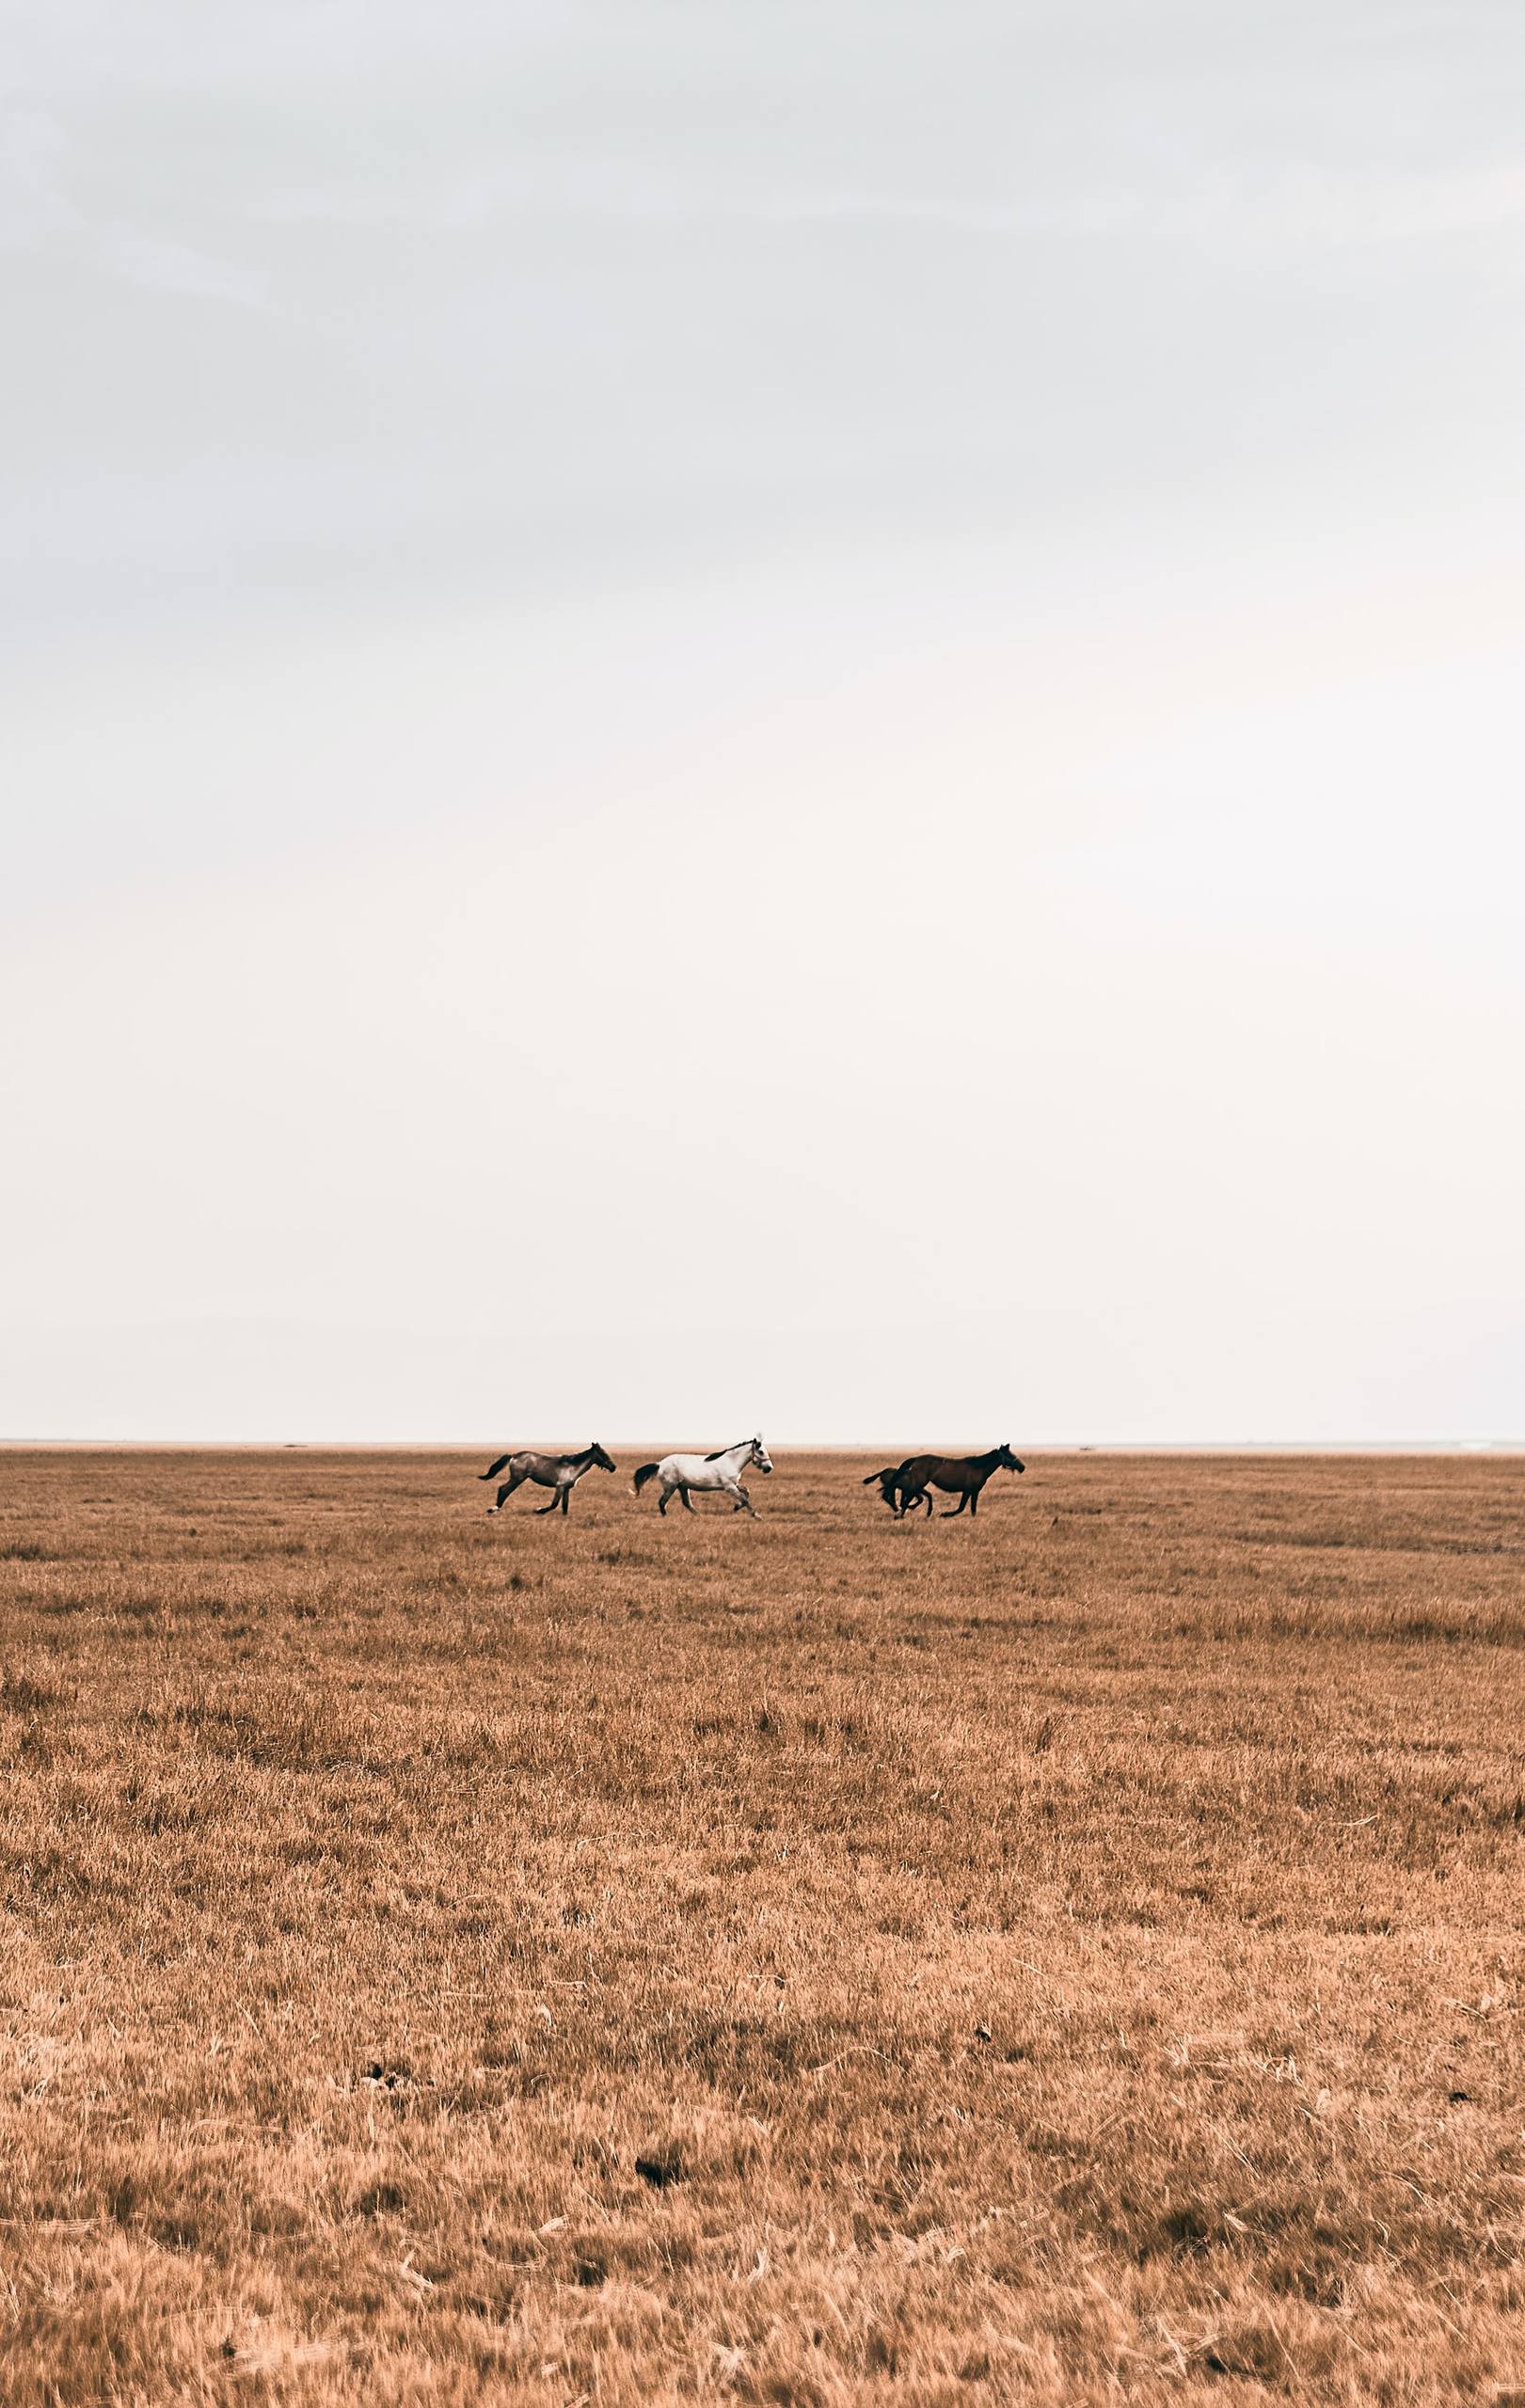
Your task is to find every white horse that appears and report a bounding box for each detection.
[631,1435,772,1516]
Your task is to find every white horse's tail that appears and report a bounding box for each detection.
[632,1462,660,1494]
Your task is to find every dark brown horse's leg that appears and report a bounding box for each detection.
[941,1491,968,1515]
[968,1485,979,1516]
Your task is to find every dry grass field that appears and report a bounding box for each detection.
[3,1449,1524,2407]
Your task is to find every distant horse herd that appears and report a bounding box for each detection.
[478,1437,1025,1521]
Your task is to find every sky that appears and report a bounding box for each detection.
[3,0,1522,1445]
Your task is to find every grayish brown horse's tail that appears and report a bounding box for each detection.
[632,1463,660,1494]
[480,1452,513,1481]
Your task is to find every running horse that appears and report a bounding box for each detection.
[863,1465,911,1513]
[480,1442,616,1516]
[632,1435,772,1516]
[880,1443,1025,1518]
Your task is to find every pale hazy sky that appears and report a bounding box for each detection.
[4,2,1522,1444]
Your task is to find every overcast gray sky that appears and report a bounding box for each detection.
[4,1,1522,1443]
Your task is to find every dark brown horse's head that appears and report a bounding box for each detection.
[996,1443,1025,1474]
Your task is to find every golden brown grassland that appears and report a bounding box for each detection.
[2,1449,1524,2406]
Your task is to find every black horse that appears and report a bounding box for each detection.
[863,1465,913,1513]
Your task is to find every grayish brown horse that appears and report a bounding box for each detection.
[480,1442,616,1516]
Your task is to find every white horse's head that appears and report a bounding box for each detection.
[748,1434,773,1475]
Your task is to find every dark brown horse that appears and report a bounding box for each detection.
[883,1443,1025,1518]
[480,1442,616,1515]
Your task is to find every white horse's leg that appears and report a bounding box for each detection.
[722,1479,755,1516]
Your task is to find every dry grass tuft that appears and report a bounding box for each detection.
[2,1448,1523,2402]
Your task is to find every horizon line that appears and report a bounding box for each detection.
[2,1437,1519,1456]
